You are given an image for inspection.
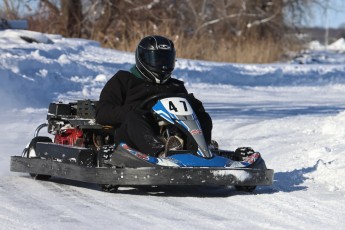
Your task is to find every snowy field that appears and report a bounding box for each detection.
[1,30,345,229]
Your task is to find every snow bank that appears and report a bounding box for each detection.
[308,111,345,191]
[0,29,54,44]
[328,38,345,52]
[293,38,345,65]
[2,30,345,110]
[308,38,345,52]
[0,30,126,109]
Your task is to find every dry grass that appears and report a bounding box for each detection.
[100,32,299,64]
[174,36,285,64]
[22,11,301,64]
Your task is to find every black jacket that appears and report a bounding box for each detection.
[96,70,206,127]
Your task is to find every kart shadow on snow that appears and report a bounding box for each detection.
[272,160,325,193]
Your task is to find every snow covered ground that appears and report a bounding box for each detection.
[1,30,345,229]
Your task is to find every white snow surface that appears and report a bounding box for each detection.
[1,30,345,229]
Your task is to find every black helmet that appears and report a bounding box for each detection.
[135,35,176,84]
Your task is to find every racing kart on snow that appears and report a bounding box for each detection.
[10,94,274,192]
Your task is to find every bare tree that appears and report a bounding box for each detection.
[60,0,82,37]
[1,0,23,19]
[4,0,328,62]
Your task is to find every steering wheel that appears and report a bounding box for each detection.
[138,93,187,110]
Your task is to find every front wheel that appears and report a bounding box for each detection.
[24,136,52,180]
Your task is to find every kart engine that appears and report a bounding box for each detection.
[47,100,114,149]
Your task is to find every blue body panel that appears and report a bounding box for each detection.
[167,153,231,167]
[120,142,263,168]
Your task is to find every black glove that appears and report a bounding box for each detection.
[234,147,255,161]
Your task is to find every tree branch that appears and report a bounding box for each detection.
[40,0,60,15]
[246,14,277,28]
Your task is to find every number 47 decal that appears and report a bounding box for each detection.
[161,97,193,116]
[169,100,188,112]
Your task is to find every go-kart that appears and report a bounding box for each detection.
[10,95,274,192]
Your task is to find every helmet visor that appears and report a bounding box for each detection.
[141,50,175,72]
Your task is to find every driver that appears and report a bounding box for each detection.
[96,35,212,157]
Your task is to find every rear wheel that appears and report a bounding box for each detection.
[24,136,52,180]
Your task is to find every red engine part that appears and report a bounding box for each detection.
[54,128,84,146]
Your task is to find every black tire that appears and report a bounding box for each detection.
[100,184,119,193]
[235,186,256,192]
[25,136,53,180]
